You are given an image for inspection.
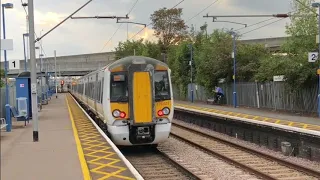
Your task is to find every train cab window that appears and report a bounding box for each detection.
[110,73,128,102]
[154,71,171,102]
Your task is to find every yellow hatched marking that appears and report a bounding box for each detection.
[275,120,281,124]
[66,97,91,180]
[66,95,135,180]
[253,116,259,120]
[227,112,234,115]
[288,122,294,126]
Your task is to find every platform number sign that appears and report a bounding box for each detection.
[9,60,20,70]
[308,52,318,62]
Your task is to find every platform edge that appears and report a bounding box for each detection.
[175,106,320,137]
[69,94,144,180]
[65,97,92,180]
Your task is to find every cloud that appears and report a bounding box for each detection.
[1,0,295,62]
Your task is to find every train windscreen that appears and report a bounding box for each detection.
[110,72,128,102]
[154,70,171,102]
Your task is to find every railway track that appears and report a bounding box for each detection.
[121,148,200,180]
[171,121,320,180]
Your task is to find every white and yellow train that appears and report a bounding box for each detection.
[70,56,174,147]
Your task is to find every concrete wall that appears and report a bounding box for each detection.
[4,52,116,76]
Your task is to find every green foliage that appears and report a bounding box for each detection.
[167,40,193,97]
[114,39,145,59]
[282,0,318,54]
[236,43,269,81]
[114,39,162,60]
[194,29,233,91]
[279,0,318,89]
[150,7,188,51]
[0,69,4,88]
[112,4,319,95]
[254,55,289,82]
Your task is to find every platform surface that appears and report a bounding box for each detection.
[1,93,137,180]
[1,94,83,180]
[174,100,320,132]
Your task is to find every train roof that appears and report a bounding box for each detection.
[106,56,169,70]
[77,56,169,81]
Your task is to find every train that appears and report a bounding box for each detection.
[70,56,174,147]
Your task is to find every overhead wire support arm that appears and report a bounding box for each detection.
[212,18,247,27]
[116,18,146,27]
[203,13,315,18]
[71,15,129,20]
[34,0,94,43]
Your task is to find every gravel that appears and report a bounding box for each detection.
[158,137,260,180]
[173,119,320,172]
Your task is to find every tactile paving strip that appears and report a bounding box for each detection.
[66,95,136,180]
[176,103,320,132]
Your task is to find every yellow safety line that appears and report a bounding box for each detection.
[275,120,281,124]
[65,97,91,180]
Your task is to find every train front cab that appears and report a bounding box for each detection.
[105,58,173,146]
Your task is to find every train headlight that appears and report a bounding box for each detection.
[112,110,121,118]
[162,107,170,115]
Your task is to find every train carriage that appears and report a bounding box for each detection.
[70,56,174,146]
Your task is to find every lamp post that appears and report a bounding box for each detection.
[231,31,237,108]
[23,33,29,71]
[312,2,320,118]
[2,2,14,132]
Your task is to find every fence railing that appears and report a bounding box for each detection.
[0,86,17,118]
[173,82,318,114]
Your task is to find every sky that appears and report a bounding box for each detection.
[0,0,294,61]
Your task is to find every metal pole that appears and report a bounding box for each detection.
[23,34,27,71]
[27,0,39,141]
[190,44,194,103]
[54,50,57,98]
[232,32,237,108]
[39,31,43,104]
[2,5,11,132]
[40,54,43,104]
[26,15,30,66]
[318,6,320,118]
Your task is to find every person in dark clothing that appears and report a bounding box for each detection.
[215,86,224,102]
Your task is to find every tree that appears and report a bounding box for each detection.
[194,29,233,92]
[114,39,145,59]
[0,69,4,88]
[114,39,162,60]
[150,7,188,52]
[279,0,318,89]
[167,40,193,98]
[282,0,318,55]
[236,43,269,82]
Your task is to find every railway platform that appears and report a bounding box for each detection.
[174,100,320,135]
[1,93,141,180]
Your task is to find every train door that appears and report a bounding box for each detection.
[128,64,155,124]
[132,72,152,123]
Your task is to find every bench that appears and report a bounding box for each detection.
[10,106,29,126]
[0,118,8,130]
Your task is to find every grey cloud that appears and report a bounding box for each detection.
[1,0,295,61]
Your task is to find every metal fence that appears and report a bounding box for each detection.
[174,82,318,114]
[0,86,17,118]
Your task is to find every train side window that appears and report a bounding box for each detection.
[101,77,104,103]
